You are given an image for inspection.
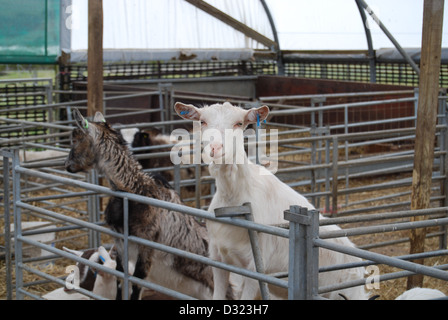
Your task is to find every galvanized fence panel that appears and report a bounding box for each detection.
[1,84,448,300]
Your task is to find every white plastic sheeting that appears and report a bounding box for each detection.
[62,0,448,62]
[271,0,447,50]
[64,0,274,62]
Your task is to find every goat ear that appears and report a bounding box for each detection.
[97,246,110,261]
[73,108,89,131]
[63,246,84,257]
[174,102,201,121]
[245,105,270,124]
[93,111,106,123]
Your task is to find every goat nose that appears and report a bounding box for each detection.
[209,142,222,157]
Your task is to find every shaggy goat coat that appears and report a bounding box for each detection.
[65,109,215,299]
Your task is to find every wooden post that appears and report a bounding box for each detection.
[87,0,103,117]
[407,0,444,290]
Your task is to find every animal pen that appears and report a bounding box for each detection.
[1,76,448,300]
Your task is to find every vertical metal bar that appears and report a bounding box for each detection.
[313,97,326,208]
[243,203,270,300]
[344,105,349,207]
[309,208,320,300]
[168,85,174,133]
[259,0,284,75]
[173,164,181,195]
[355,0,377,83]
[158,83,173,134]
[12,149,24,300]
[324,134,331,212]
[195,164,201,209]
[414,88,419,127]
[255,121,260,164]
[158,85,165,130]
[310,127,317,207]
[87,169,100,248]
[44,0,48,58]
[332,137,339,215]
[285,206,320,300]
[3,153,12,300]
[439,91,448,249]
[285,206,303,299]
[122,197,130,300]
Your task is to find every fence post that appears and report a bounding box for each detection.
[12,149,24,300]
[3,150,13,300]
[284,205,319,300]
[332,137,339,215]
[408,0,445,290]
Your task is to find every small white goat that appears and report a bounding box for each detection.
[395,287,446,300]
[175,102,369,300]
[43,246,117,300]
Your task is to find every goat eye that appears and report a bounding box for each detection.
[235,122,243,127]
[200,120,207,126]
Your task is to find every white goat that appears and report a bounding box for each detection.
[175,102,369,300]
[395,287,446,300]
[19,149,67,163]
[43,246,117,300]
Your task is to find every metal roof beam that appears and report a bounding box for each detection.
[184,0,277,50]
[357,0,420,77]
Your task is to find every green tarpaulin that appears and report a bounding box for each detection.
[0,0,60,64]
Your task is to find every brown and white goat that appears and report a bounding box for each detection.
[43,246,117,300]
[64,109,217,300]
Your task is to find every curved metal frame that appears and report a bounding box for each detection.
[260,0,285,75]
[355,0,377,83]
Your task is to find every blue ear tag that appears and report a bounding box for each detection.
[180,110,189,115]
[256,113,267,127]
[99,255,105,263]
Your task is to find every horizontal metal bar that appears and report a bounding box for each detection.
[214,205,252,217]
[320,217,448,239]
[321,207,448,226]
[18,262,107,300]
[259,90,414,102]
[17,206,288,292]
[15,167,289,239]
[17,238,194,300]
[314,238,448,282]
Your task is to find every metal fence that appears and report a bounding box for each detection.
[0,78,53,143]
[2,146,448,300]
[59,52,448,89]
[286,205,448,300]
[1,80,448,300]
